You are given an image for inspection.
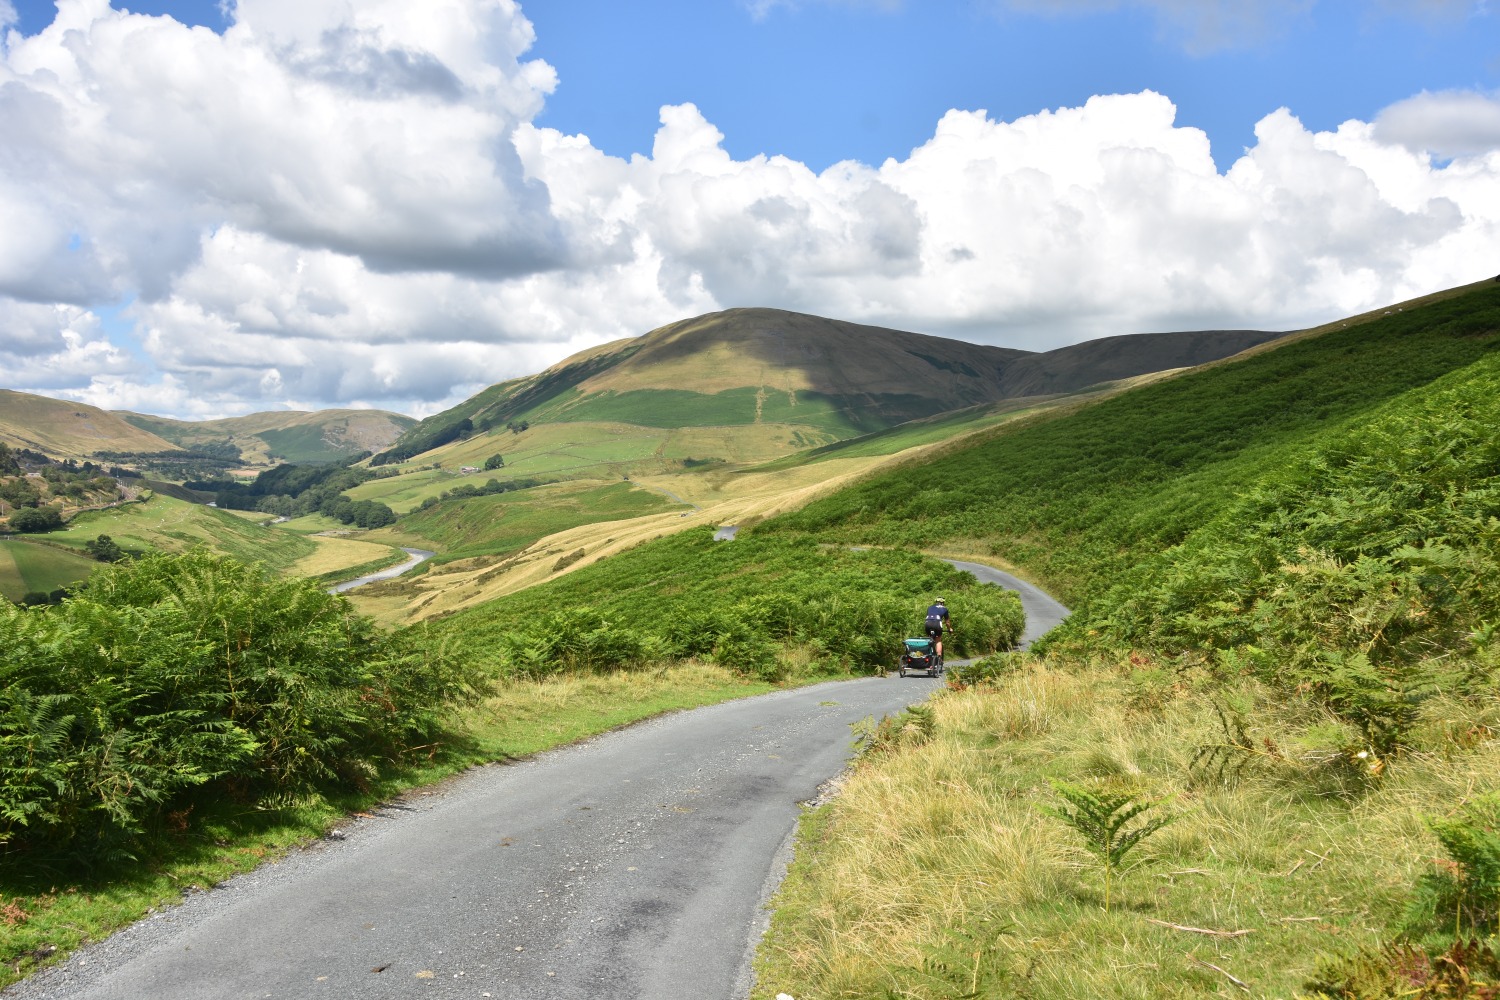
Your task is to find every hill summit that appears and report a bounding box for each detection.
[376,308,1282,463]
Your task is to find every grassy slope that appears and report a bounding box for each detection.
[0,390,177,459]
[376,307,1273,475]
[382,480,680,562]
[123,409,416,465]
[752,374,1168,472]
[750,281,1500,998]
[773,280,1500,614]
[44,494,317,571]
[753,666,1500,999]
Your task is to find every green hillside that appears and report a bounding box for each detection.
[775,280,1500,614]
[384,480,680,561]
[123,408,416,465]
[423,527,1025,681]
[44,494,317,570]
[749,282,1500,998]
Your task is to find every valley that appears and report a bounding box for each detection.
[3,283,1499,998]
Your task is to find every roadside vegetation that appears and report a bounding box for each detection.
[425,527,1024,682]
[0,548,798,988]
[753,281,1500,998]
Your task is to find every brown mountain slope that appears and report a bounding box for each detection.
[575,308,1031,405]
[999,328,1286,398]
[378,308,1283,463]
[0,390,179,458]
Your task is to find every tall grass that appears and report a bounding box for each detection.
[754,660,1500,1000]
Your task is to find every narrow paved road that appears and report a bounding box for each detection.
[8,562,1068,1000]
[941,558,1070,649]
[329,547,435,594]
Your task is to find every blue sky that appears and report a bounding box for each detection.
[524,1,1497,171]
[1,0,1498,418]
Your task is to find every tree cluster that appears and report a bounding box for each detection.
[192,457,394,527]
[94,442,242,479]
[416,477,545,510]
[7,507,63,533]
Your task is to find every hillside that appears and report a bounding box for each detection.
[775,278,1500,612]
[122,408,416,465]
[374,308,1281,465]
[744,280,1500,1000]
[0,390,179,458]
[993,326,1285,397]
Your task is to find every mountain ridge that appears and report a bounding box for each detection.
[0,392,415,465]
[375,307,1283,464]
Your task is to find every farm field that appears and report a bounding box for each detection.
[361,420,829,503]
[43,494,316,572]
[371,479,682,563]
[0,538,100,600]
[287,535,408,583]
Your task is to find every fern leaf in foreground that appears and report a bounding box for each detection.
[1042,779,1177,911]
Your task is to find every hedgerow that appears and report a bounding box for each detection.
[0,550,480,861]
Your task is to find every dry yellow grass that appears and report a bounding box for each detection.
[0,389,177,458]
[753,660,1500,999]
[347,450,901,624]
[289,534,405,578]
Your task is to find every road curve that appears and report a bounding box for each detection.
[328,547,435,594]
[6,562,1068,1000]
[941,559,1070,649]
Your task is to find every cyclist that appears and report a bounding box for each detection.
[924,598,952,664]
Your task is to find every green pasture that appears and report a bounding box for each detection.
[380,479,680,561]
[47,495,316,573]
[521,386,877,436]
[0,538,100,600]
[274,513,363,535]
[363,421,829,499]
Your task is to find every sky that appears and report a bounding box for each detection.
[1,0,1498,421]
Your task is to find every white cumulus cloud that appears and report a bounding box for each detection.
[1374,90,1500,159]
[1,0,1498,419]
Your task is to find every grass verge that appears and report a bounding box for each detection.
[752,656,1500,1000]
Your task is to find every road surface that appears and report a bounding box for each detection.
[328,547,434,594]
[7,563,1067,1000]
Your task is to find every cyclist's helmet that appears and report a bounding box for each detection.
[935,598,946,605]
